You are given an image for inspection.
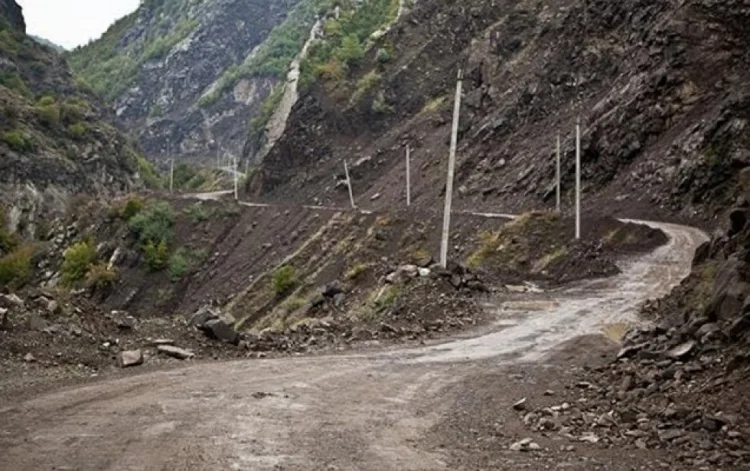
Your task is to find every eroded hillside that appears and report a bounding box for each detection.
[251,0,750,222]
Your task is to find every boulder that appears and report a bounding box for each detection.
[704,260,750,321]
[204,318,240,345]
[666,341,696,360]
[0,293,24,309]
[728,208,748,236]
[727,314,750,340]
[190,305,220,328]
[157,345,195,360]
[117,350,144,368]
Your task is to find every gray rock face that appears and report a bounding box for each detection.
[71,0,312,165]
[0,0,24,33]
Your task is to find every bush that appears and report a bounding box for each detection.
[168,249,187,281]
[184,203,209,224]
[121,196,144,220]
[36,103,60,127]
[143,239,169,271]
[61,240,97,285]
[376,47,392,64]
[1,130,34,152]
[272,265,298,296]
[372,90,393,114]
[128,200,175,246]
[350,70,381,104]
[0,245,34,287]
[67,123,87,139]
[85,262,118,289]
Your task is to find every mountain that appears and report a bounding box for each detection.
[67,0,329,165]
[30,35,66,53]
[0,0,147,239]
[250,0,750,222]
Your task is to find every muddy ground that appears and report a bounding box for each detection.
[0,218,716,471]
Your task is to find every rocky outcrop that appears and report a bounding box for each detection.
[0,0,24,32]
[69,0,317,166]
[0,1,140,238]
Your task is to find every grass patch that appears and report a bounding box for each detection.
[85,262,118,289]
[350,70,381,105]
[184,203,210,224]
[344,261,370,281]
[420,95,447,114]
[1,129,35,152]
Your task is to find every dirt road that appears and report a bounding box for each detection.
[0,220,708,471]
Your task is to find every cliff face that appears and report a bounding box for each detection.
[68,0,320,165]
[0,0,141,237]
[251,0,750,222]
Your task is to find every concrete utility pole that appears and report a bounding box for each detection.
[168,141,174,193]
[575,117,581,239]
[344,160,356,209]
[440,69,463,269]
[233,156,239,201]
[406,145,411,207]
[556,133,561,213]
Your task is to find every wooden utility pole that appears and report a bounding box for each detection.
[406,145,411,207]
[344,160,356,209]
[556,133,561,213]
[575,117,581,239]
[440,69,463,269]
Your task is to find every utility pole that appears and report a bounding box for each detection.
[440,69,463,269]
[556,133,561,213]
[344,160,356,209]
[406,145,411,207]
[575,117,581,239]
[168,140,174,193]
[233,156,239,200]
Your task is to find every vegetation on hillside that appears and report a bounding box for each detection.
[68,0,201,100]
[299,0,400,91]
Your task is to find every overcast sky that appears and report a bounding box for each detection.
[16,0,140,50]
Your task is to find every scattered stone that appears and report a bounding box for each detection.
[543,390,555,396]
[23,353,36,363]
[251,391,274,399]
[26,314,48,332]
[509,438,539,452]
[204,318,240,345]
[157,345,195,360]
[513,398,527,411]
[666,341,696,360]
[579,433,600,444]
[117,350,144,368]
[658,429,686,442]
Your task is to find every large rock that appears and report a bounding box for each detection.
[204,318,240,345]
[704,260,750,321]
[117,350,144,368]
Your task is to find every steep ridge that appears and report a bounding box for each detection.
[251,0,750,222]
[0,0,142,238]
[68,0,323,164]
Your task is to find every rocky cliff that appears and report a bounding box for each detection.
[251,0,750,222]
[68,0,326,165]
[0,0,142,238]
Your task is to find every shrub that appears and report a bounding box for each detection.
[128,200,175,246]
[350,70,381,104]
[67,123,88,139]
[0,245,34,287]
[168,249,187,281]
[61,240,97,285]
[372,90,393,114]
[143,239,169,271]
[85,262,118,289]
[376,47,391,64]
[184,203,209,224]
[36,103,60,127]
[60,100,88,124]
[1,130,34,152]
[121,196,144,220]
[0,71,30,97]
[37,95,56,107]
[272,265,298,296]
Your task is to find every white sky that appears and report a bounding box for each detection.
[16,0,140,50]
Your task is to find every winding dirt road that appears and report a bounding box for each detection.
[0,220,707,471]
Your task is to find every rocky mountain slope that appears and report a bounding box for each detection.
[67,0,326,165]
[0,0,144,239]
[250,0,750,223]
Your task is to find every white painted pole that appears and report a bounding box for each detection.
[344,160,356,209]
[233,157,238,200]
[556,133,561,213]
[440,69,463,269]
[575,117,581,239]
[406,145,411,207]
[168,141,174,193]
